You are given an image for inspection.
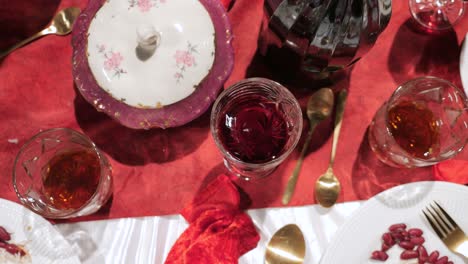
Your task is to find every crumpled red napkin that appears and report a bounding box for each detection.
[164,175,260,264]
[433,159,468,185]
[220,0,233,9]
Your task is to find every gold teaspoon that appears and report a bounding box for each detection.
[315,89,348,208]
[0,7,81,59]
[282,88,334,205]
[265,224,306,264]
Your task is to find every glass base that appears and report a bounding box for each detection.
[367,128,437,169]
[223,159,276,181]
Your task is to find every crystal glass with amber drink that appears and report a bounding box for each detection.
[13,128,112,219]
[368,76,468,168]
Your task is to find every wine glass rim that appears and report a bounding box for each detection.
[12,127,110,219]
[409,0,466,31]
[210,77,303,169]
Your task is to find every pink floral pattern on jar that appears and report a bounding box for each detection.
[174,50,195,67]
[174,42,198,83]
[97,44,127,78]
[128,0,166,12]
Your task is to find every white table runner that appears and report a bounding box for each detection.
[56,201,363,264]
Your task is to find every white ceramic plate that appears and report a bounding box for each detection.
[461,33,468,95]
[320,181,468,263]
[87,0,215,108]
[0,198,80,264]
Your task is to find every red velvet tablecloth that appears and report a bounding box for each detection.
[0,0,467,221]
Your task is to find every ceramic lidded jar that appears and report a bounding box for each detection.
[260,0,392,78]
[72,0,234,129]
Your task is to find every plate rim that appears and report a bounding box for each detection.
[72,0,234,129]
[460,33,468,96]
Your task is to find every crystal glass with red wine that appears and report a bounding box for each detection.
[368,76,468,168]
[13,128,112,219]
[210,78,303,180]
[409,0,466,32]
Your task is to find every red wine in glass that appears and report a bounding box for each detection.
[211,78,303,179]
[217,96,289,164]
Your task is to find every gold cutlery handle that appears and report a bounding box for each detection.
[0,29,50,59]
[282,120,319,205]
[328,90,347,169]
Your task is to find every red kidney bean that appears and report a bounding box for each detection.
[4,243,26,257]
[371,224,454,263]
[417,245,428,262]
[381,243,391,252]
[382,233,394,246]
[371,250,389,261]
[0,229,26,257]
[428,250,440,263]
[389,223,407,232]
[401,231,410,241]
[393,228,406,234]
[401,250,419,259]
[410,237,425,245]
[399,241,415,250]
[0,226,11,242]
[408,228,423,237]
[391,231,404,241]
[435,256,448,264]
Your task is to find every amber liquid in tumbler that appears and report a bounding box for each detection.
[218,98,289,164]
[42,148,101,210]
[387,100,440,159]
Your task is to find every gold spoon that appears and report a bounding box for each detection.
[0,7,81,59]
[265,224,306,264]
[282,88,334,205]
[315,89,348,208]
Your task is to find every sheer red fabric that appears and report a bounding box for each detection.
[433,160,468,185]
[164,175,260,264]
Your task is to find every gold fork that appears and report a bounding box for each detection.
[422,201,468,259]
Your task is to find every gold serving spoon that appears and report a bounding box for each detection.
[0,7,81,59]
[265,224,306,264]
[282,88,334,205]
[315,89,348,208]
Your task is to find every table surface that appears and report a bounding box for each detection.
[55,201,363,264]
[1,0,466,222]
[0,0,467,262]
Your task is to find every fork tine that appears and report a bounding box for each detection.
[429,203,454,233]
[423,208,445,238]
[433,201,457,228]
[427,205,451,236]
